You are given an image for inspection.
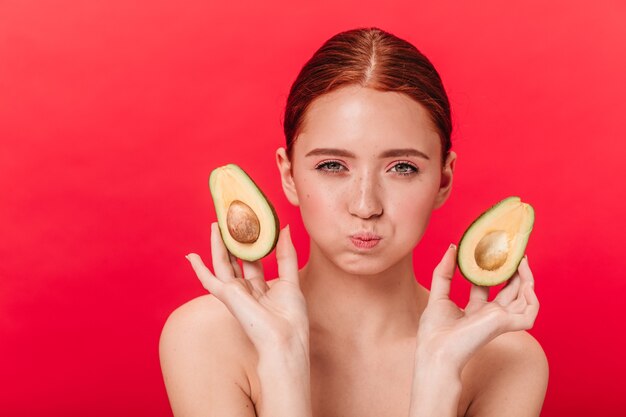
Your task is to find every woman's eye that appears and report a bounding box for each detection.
[315,161,346,174]
[390,162,419,176]
[315,161,419,176]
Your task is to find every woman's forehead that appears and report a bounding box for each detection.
[295,86,441,158]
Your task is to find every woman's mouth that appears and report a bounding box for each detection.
[349,236,382,249]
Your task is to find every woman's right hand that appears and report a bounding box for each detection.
[185,222,309,356]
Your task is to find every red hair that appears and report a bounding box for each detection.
[283,27,452,166]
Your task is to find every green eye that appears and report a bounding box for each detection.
[390,162,418,176]
[315,160,345,173]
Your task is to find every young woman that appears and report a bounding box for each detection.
[159,27,549,417]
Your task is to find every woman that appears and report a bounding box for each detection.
[159,27,549,417]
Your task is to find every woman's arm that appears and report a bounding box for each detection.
[408,246,546,417]
[408,350,463,417]
[159,294,313,417]
[255,341,313,417]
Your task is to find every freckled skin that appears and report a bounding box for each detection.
[281,85,453,276]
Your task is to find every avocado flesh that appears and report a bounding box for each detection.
[209,164,280,262]
[457,196,534,286]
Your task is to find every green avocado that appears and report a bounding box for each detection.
[457,196,534,286]
[209,163,280,262]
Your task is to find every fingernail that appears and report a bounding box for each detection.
[185,254,191,261]
[449,243,456,250]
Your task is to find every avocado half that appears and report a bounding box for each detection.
[209,164,280,262]
[457,196,534,286]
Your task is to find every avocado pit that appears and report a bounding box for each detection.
[474,230,509,271]
[226,200,261,243]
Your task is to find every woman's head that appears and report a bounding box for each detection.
[283,27,452,168]
[276,27,456,275]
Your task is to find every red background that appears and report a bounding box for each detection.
[1,1,624,415]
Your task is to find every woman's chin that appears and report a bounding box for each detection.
[336,256,394,277]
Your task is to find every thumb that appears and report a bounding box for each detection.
[276,225,300,286]
[429,244,458,301]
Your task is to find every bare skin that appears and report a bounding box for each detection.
[160,277,546,417]
[159,86,549,416]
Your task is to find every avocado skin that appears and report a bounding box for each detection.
[209,164,280,262]
[456,196,534,287]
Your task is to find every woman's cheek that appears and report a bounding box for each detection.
[392,192,434,239]
[299,175,341,208]
[298,183,337,226]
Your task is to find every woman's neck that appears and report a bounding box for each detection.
[299,241,429,349]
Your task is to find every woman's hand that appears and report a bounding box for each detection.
[415,244,540,375]
[185,223,309,356]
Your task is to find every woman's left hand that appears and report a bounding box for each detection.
[415,244,540,375]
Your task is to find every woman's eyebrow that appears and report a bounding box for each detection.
[305,148,430,160]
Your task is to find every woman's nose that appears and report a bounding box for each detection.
[348,174,384,219]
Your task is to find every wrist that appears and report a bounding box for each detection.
[409,350,463,417]
[412,362,462,393]
[257,337,310,376]
[409,375,462,417]
[414,342,464,377]
[257,326,309,356]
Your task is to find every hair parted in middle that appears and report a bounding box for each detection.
[283,27,452,167]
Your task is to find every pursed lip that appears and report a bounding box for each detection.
[349,232,382,240]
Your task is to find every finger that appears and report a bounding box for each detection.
[469,283,489,303]
[506,276,537,315]
[276,225,300,286]
[429,244,457,302]
[211,222,235,281]
[506,291,528,314]
[523,279,540,307]
[503,256,535,314]
[465,283,489,314]
[186,253,223,296]
[214,276,275,333]
[242,258,264,280]
[226,249,263,295]
[187,253,271,328]
[242,259,269,294]
[229,252,243,278]
[508,284,540,330]
[517,256,535,290]
[494,273,521,306]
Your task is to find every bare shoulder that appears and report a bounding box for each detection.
[159,294,259,416]
[463,330,549,417]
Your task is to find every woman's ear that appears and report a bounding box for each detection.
[276,147,300,206]
[434,150,456,209]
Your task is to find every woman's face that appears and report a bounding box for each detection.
[276,85,456,275]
